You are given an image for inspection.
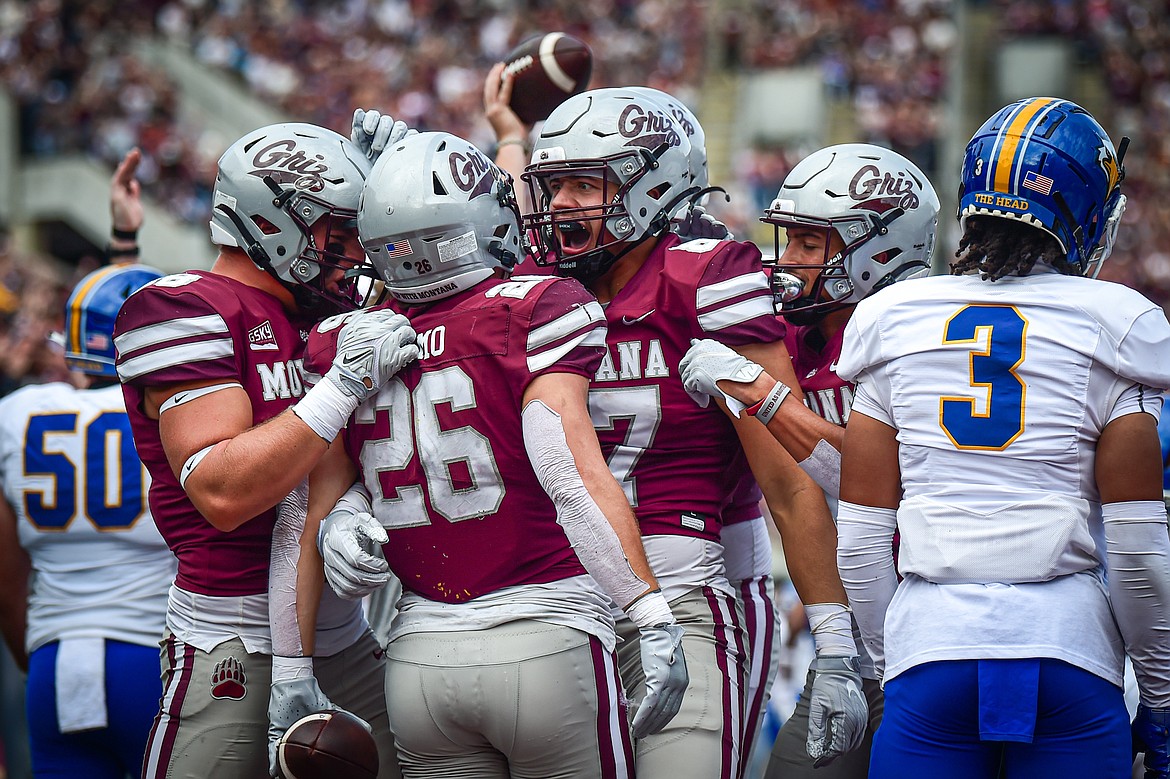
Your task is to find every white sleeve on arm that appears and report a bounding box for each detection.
[1109,383,1164,425]
[836,499,899,677]
[521,399,653,609]
[269,479,309,660]
[1103,500,1170,708]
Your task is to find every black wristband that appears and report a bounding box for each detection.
[111,227,138,241]
[106,245,140,260]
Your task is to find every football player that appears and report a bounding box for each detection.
[311,130,688,778]
[521,88,867,778]
[678,144,941,778]
[0,264,173,778]
[838,97,1170,777]
[113,121,419,779]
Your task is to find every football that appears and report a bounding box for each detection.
[276,710,379,779]
[502,32,593,124]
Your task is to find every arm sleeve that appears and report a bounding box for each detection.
[836,500,899,677]
[521,399,652,608]
[1103,499,1170,708]
[269,479,309,658]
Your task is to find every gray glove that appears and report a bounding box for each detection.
[631,623,689,739]
[679,338,763,415]
[319,507,391,600]
[1134,704,1170,779]
[806,655,868,767]
[325,310,420,404]
[351,108,416,161]
[267,676,371,778]
[671,204,732,241]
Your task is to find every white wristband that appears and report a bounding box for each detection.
[271,655,314,684]
[750,381,791,426]
[291,378,358,442]
[805,603,858,657]
[625,590,675,628]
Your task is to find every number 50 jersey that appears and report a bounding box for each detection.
[306,275,607,604]
[0,383,174,653]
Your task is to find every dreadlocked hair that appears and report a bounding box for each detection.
[952,216,1075,280]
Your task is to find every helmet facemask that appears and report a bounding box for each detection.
[219,177,372,318]
[524,148,676,284]
[523,89,698,284]
[210,122,373,317]
[761,144,939,322]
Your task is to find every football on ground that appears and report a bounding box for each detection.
[276,710,379,779]
[502,31,593,124]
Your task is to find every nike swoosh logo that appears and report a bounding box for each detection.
[172,392,190,405]
[620,310,655,325]
[829,361,839,372]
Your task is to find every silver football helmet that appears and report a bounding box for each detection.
[358,131,523,304]
[627,87,708,189]
[762,144,939,321]
[210,122,372,315]
[522,88,697,283]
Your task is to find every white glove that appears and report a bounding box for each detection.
[678,338,762,416]
[631,623,689,739]
[267,674,371,778]
[671,204,732,241]
[319,507,392,600]
[325,310,420,404]
[805,655,868,767]
[351,108,416,161]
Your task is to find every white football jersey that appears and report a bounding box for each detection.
[837,269,1170,683]
[0,383,174,652]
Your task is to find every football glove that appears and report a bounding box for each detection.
[806,655,868,767]
[1134,704,1170,779]
[267,674,372,778]
[319,507,392,600]
[631,623,689,739]
[679,338,762,415]
[351,108,416,161]
[671,204,732,241]
[325,310,420,404]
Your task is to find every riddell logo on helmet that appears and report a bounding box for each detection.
[849,165,920,210]
[449,150,495,198]
[250,140,330,192]
[618,104,681,150]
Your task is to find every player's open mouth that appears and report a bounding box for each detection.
[557,220,592,253]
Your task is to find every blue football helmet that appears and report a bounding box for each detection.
[958,97,1127,277]
[65,264,165,377]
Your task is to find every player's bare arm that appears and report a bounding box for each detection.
[150,380,330,532]
[727,339,847,606]
[681,338,844,460]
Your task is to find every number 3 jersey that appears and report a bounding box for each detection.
[836,270,1170,683]
[306,275,608,608]
[0,383,174,653]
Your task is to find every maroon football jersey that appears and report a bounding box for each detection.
[590,234,785,541]
[306,275,606,603]
[783,322,854,426]
[114,271,314,597]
